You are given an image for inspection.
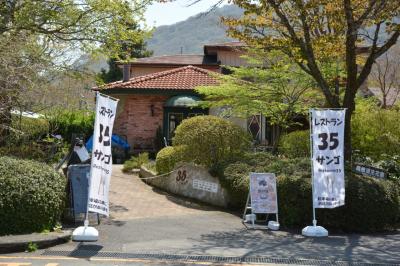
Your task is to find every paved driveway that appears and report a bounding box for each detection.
[5,165,399,265]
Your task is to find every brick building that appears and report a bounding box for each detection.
[97,42,278,153]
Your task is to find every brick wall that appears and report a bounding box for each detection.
[113,94,168,151]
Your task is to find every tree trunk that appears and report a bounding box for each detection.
[0,105,12,146]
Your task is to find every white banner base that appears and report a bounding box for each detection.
[267,221,280,231]
[302,225,328,237]
[72,221,99,242]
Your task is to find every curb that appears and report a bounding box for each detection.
[0,230,72,254]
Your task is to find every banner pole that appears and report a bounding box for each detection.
[302,109,328,237]
[309,110,317,227]
[84,92,100,229]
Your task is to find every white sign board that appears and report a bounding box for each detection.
[249,173,278,214]
[192,179,218,193]
[311,109,346,209]
[88,93,118,216]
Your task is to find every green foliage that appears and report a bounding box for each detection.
[222,153,400,232]
[155,146,186,174]
[316,175,400,232]
[143,161,157,174]
[197,49,323,133]
[96,41,153,84]
[123,153,149,173]
[10,115,50,143]
[0,157,66,235]
[26,242,38,252]
[173,115,251,168]
[352,98,400,160]
[48,110,95,141]
[279,130,310,158]
[0,0,154,59]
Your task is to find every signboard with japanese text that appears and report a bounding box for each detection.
[311,109,346,209]
[88,93,118,216]
[249,173,278,214]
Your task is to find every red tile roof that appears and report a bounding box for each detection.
[97,65,219,91]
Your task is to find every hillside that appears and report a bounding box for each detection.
[147,5,243,56]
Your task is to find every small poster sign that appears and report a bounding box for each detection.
[249,173,278,214]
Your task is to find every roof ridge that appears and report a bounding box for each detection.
[124,65,214,85]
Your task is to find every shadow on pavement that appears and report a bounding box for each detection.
[69,243,103,258]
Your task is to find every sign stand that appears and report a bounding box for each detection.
[243,193,280,230]
[72,93,119,242]
[302,108,345,237]
[243,173,280,230]
[302,110,328,237]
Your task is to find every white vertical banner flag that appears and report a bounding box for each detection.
[88,93,118,216]
[311,109,346,209]
[249,173,278,214]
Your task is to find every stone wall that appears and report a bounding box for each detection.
[140,163,230,208]
[113,94,168,150]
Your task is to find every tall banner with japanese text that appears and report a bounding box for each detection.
[88,93,118,216]
[249,173,278,214]
[311,109,346,209]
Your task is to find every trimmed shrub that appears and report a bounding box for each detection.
[155,146,186,174]
[316,175,400,232]
[279,130,310,158]
[173,115,251,168]
[123,153,149,173]
[0,157,67,235]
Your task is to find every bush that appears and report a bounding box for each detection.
[123,153,149,173]
[10,115,50,143]
[48,109,95,141]
[279,130,310,158]
[155,146,186,174]
[352,98,400,160]
[221,152,310,208]
[173,115,251,168]
[0,157,66,235]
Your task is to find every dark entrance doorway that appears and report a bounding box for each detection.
[163,95,208,143]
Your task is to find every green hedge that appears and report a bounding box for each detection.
[222,153,400,232]
[48,110,94,141]
[173,115,251,168]
[10,115,50,143]
[0,157,67,235]
[155,146,186,174]
[279,130,310,158]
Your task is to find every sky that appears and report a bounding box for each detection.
[145,0,228,27]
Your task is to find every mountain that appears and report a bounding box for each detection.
[147,5,243,56]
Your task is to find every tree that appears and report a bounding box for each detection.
[222,0,400,160]
[0,0,153,58]
[97,32,153,84]
[0,33,52,143]
[197,49,323,150]
[0,0,154,142]
[370,44,400,108]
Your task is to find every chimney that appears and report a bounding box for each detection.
[123,64,131,82]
